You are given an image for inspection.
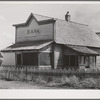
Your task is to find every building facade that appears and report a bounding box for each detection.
[1,12,100,69]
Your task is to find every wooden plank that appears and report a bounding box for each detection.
[51,43,55,69]
[16,18,54,43]
[55,44,63,68]
[38,53,40,67]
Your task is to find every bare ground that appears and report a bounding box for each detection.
[0,80,55,89]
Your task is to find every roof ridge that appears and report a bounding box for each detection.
[13,12,89,27]
[32,13,54,19]
[66,44,87,47]
[33,13,88,26]
[70,21,88,26]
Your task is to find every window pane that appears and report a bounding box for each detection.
[64,56,69,66]
[70,55,76,66]
[64,55,78,67]
[23,53,38,65]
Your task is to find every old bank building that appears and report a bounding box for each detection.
[1,12,100,69]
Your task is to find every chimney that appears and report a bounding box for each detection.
[65,11,71,22]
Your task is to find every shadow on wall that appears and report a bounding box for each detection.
[0,52,3,66]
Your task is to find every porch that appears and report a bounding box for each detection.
[16,52,52,68]
[63,45,99,69]
[1,41,53,69]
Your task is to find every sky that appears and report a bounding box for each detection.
[1,2,100,50]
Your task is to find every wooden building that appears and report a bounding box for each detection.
[1,12,100,69]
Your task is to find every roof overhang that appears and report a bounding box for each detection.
[1,41,53,52]
[65,45,99,56]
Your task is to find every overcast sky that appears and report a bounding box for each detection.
[1,2,100,50]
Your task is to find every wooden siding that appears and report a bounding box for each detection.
[39,53,51,66]
[88,47,100,68]
[54,44,63,68]
[39,44,52,68]
[40,44,52,53]
[2,52,15,66]
[16,17,54,43]
[79,56,96,69]
[64,47,96,69]
[96,56,100,67]
[64,47,78,55]
[15,44,52,66]
[89,56,96,68]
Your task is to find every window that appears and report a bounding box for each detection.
[23,53,38,65]
[64,55,78,67]
[70,55,78,66]
[17,54,21,65]
[84,56,86,64]
[64,55,70,66]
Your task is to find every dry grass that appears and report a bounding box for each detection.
[0,66,100,89]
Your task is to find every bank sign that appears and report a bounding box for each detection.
[27,29,40,35]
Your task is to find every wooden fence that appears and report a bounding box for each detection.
[0,66,100,81]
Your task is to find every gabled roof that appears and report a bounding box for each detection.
[13,13,55,27]
[55,20,100,47]
[13,13,100,48]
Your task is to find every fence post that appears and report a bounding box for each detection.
[26,66,27,81]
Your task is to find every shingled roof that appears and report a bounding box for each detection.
[65,45,99,55]
[1,41,52,52]
[55,20,100,47]
[13,13,100,48]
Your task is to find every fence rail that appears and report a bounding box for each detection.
[0,65,100,81]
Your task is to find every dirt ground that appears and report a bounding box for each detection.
[0,79,54,89]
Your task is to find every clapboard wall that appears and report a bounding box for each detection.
[16,17,54,43]
[2,52,15,66]
[54,44,63,68]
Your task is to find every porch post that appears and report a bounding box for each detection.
[69,55,70,67]
[52,43,55,69]
[38,52,40,68]
[21,53,23,66]
[95,56,96,66]
[15,52,17,66]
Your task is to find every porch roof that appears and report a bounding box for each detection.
[1,41,52,52]
[65,45,99,55]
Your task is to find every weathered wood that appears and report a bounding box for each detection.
[51,43,55,69]
[54,44,63,68]
[2,52,15,66]
[16,17,54,43]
